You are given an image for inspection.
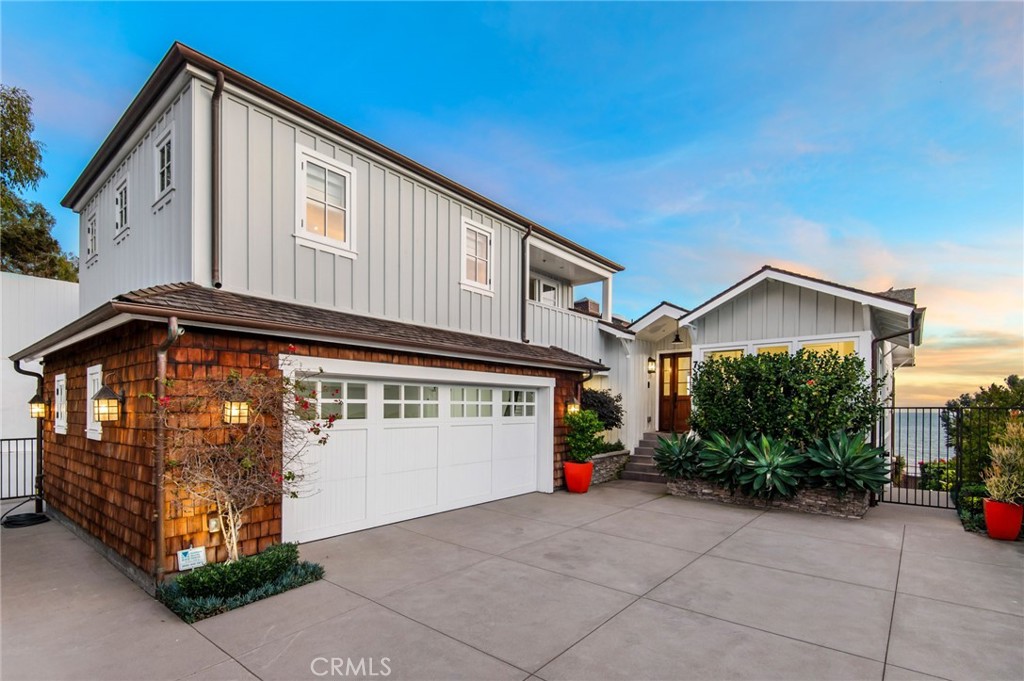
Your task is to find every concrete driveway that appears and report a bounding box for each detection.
[2,480,1022,681]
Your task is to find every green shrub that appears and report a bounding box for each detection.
[653,432,702,480]
[597,439,626,454]
[919,459,957,491]
[580,389,625,431]
[159,561,324,624]
[804,431,890,497]
[176,543,299,600]
[698,431,748,492]
[691,350,882,450]
[564,409,604,463]
[941,375,1024,484]
[737,435,804,499]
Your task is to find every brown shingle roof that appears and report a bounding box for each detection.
[13,283,605,372]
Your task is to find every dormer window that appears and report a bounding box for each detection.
[295,145,356,258]
[461,218,493,295]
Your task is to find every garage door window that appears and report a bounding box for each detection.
[298,380,368,420]
[384,384,439,419]
[450,387,494,418]
[502,390,536,417]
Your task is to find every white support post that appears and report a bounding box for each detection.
[602,277,613,322]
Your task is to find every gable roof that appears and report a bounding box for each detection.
[678,265,917,327]
[61,42,623,274]
[11,283,606,372]
[627,301,689,338]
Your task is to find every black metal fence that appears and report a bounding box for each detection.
[877,406,1018,508]
[1,438,37,500]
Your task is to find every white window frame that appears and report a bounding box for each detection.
[530,275,561,307]
[383,383,440,420]
[693,331,870,365]
[154,129,174,202]
[85,214,98,263]
[86,364,103,441]
[294,145,357,259]
[114,178,129,238]
[54,373,68,435]
[461,218,494,296]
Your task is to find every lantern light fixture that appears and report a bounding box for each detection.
[646,356,657,375]
[565,395,581,415]
[672,330,683,344]
[223,400,250,425]
[91,384,125,422]
[28,392,47,419]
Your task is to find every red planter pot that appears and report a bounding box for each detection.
[564,461,594,494]
[983,498,1023,541]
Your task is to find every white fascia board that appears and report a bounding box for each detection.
[14,313,164,362]
[598,323,634,340]
[529,235,617,280]
[629,303,686,334]
[679,270,915,326]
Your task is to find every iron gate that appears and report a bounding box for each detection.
[877,406,1018,508]
[1,438,37,500]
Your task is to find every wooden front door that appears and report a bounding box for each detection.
[658,353,692,433]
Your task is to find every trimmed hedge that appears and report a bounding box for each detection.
[158,543,324,623]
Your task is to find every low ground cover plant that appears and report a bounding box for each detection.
[158,543,324,623]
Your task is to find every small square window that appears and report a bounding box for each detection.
[347,403,367,420]
[384,404,401,419]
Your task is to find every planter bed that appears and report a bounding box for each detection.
[591,450,630,485]
[666,478,870,519]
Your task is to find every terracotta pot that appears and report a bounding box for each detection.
[983,498,1023,541]
[564,461,594,494]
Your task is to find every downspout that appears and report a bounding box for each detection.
[211,71,225,289]
[13,360,44,514]
[520,225,534,342]
[154,318,184,586]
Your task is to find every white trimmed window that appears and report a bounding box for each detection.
[156,131,173,198]
[86,364,103,440]
[705,349,744,361]
[461,219,493,294]
[501,389,536,418]
[296,146,356,257]
[114,179,129,236]
[86,214,98,261]
[54,373,68,435]
[450,387,494,418]
[383,384,439,419]
[529,276,560,307]
[801,340,857,356]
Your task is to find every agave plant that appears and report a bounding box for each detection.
[737,434,804,499]
[698,431,748,491]
[653,432,702,480]
[804,431,890,497]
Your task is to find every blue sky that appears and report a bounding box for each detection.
[2,2,1022,404]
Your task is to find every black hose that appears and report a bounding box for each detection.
[1,498,49,528]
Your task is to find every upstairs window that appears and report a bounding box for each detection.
[296,146,355,257]
[530,276,559,307]
[156,131,173,197]
[461,219,493,294]
[114,180,129,236]
[86,214,98,261]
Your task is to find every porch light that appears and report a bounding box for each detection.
[646,357,657,375]
[672,331,683,344]
[91,384,124,422]
[28,392,47,419]
[223,400,250,425]
[566,395,581,415]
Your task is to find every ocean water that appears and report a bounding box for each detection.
[886,409,953,470]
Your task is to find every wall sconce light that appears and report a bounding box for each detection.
[91,384,125,422]
[565,395,581,415]
[646,356,657,375]
[28,392,47,419]
[223,400,250,425]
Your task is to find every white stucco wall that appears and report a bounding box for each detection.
[1,273,79,439]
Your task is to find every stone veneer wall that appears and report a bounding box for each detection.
[591,450,629,485]
[666,478,870,519]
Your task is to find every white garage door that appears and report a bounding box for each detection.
[283,365,551,543]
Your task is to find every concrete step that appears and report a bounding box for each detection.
[630,454,655,465]
[633,445,656,458]
[620,470,669,483]
[624,461,660,474]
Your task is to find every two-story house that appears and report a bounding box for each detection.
[12,43,924,591]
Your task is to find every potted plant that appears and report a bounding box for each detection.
[982,418,1024,541]
[563,409,603,493]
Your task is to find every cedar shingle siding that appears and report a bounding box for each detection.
[42,323,578,579]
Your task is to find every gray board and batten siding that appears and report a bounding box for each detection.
[694,279,867,345]
[77,76,195,313]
